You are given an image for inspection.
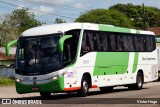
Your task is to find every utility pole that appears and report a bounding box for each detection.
[142,3,146,30]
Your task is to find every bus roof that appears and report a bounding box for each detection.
[21,23,155,37]
[21,23,82,37]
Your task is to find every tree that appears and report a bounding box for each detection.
[109,3,160,28]
[6,8,42,33]
[0,24,18,47]
[0,8,42,46]
[75,9,133,28]
[54,18,66,24]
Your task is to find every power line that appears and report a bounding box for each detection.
[12,0,80,16]
[14,0,92,11]
[0,0,76,19]
[0,2,78,16]
[13,0,79,11]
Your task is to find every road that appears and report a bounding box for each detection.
[0,81,160,106]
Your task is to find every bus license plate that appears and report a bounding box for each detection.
[32,87,40,91]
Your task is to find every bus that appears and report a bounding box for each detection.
[6,23,158,98]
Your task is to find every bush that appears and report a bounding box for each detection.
[0,77,15,86]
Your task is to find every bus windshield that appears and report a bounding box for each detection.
[15,34,62,75]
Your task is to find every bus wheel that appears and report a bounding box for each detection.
[100,86,113,93]
[128,72,143,90]
[40,92,51,98]
[77,76,89,97]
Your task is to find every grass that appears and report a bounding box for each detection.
[0,77,15,86]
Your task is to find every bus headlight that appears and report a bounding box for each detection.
[51,75,60,80]
[51,71,67,81]
[15,78,21,82]
[51,76,58,80]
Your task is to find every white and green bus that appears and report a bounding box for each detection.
[6,23,158,98]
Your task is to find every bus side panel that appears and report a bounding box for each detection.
[69,50,158,89]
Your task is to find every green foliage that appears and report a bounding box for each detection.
[109,3,160,28]
[6,8,42,33]
[0,24,18,47]
[54,18,66,24]
[0,77,15,86]
[75,9,133,28]
[0,8,42,47]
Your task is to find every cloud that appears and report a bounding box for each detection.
[73,3,84,9]
[16,5,25,9]
[32,0,72,4]
[30,6,54,16]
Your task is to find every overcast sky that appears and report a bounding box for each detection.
[0,0,160,24]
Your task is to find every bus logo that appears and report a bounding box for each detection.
[33,77,37,85]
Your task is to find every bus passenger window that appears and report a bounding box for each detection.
[110,34,116,51]
[123,35,134,51]
[134,35,144,51]
[81,32,91,54]
[116,35,123,51]
[145,36,154,51]
[101,32,109,51]
[94,33,101,51]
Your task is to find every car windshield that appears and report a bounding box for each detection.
[15,34,62,75]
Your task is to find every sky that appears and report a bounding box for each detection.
[0,0,160,24]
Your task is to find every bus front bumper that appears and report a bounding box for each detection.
[15,77,64,94]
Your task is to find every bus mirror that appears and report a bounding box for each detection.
[58,35,72,52]
[6,39,18,56]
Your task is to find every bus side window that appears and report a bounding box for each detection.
[100,32,109,51]
[63,39,72,66]
[82,32,90,52]
[81,31,92,55]
[87,32,94,51]
[110,33,116,51]
[64,29,80,66]
[145,35,155,52]
[123,35,134,51]
[94,32,101,51]
[152,36,156,50]
[134,35,144,51]
[116,34,123,51]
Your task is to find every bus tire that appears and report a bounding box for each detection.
[40,92,51,98]
[100,86,113,93]
[128,72,143,90]
[77,76,89,97]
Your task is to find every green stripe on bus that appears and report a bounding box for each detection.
[132,30,140,73]
[99,24,131,33]
[93,52,130,76]
[132,52,139,73]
